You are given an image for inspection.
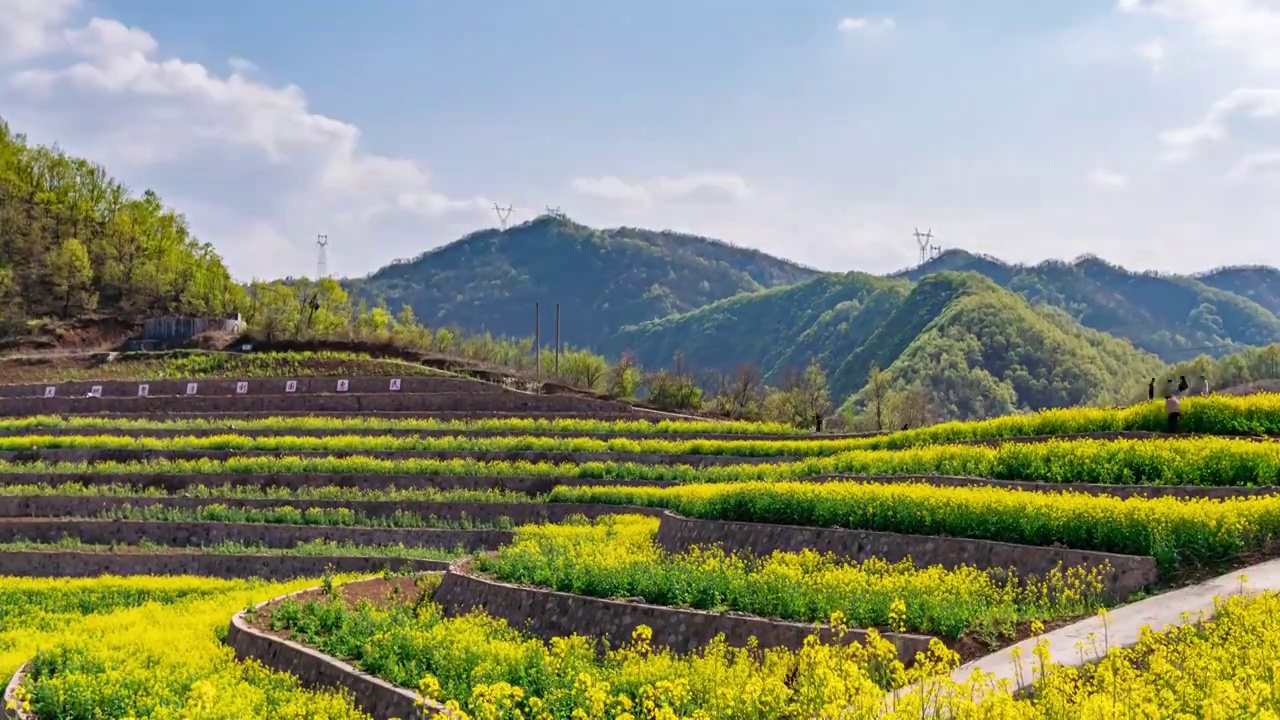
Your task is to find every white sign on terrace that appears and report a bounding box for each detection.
[138,384,149,397]
[285,380,298,393]
[236,381,249,394]
[186,382,198,395]
[389,378,401,391]
[89,385,102,398]
[336,379,349,392]
[43,386,55,398]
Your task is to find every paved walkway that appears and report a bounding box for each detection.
[952,555,1280,691]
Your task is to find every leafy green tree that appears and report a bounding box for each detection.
[49,238,95,317]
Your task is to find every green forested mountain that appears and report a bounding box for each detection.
[344,216,820,349]
[844,273,1165,419]
[612,271,1165,420]
[605,271,911,393]
[0,119,240,332]
[897,251,1280,360]
[1197,266,1280,318]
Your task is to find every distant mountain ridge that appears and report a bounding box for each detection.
[343,219,1280,420]
[610,271,1164,419]
[896,250,1280,360]
[344,216,820,349]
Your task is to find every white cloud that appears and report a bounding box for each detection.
[1229,150,1280,180]
[837,17,896,34]
[1133,38,1168,71]
[0,0,78,62]
[573,173,751,206]
[0,0,488,279]
[1119,0,1280,72]
[1088,168,1129,190]
[227,56,258,75]
[1160,88,1280,159]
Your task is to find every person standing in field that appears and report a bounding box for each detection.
[1148,378,1155,401]
[1200,375,1210,395]
[1166,392,1182,433]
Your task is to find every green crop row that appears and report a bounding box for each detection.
[84,502,513,530]
[0,482,534,503]
[0,432,852,457]
[8,436,1280,486]
[547,481,1280,572]
[0,537,467,560]
[474,515,1108,640]
[0,413,802,437]
[858,394,1280,449]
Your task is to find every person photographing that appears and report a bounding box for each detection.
[1165,392,1182,433]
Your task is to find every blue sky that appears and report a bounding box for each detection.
[3,0,1279,279]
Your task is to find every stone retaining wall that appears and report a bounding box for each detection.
[46,410,653,422]
[227,587,447,719]
[0,518,511,551]
[3,664,30,720]
[0,447,794,467]
[0,471,560,495]
[432,562,936,659]
[0,426,811,442]
[0,496,662,524]
[0,550,448,579]
[0,391,633,417]
[655,512,1158,600]
[0,376,497,399]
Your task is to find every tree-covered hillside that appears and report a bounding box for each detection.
[897,250,1280,360]
[605,271,909,389]
[344,216,820,349]
[0,118,240,332]
[612,270,1164,421]
[1197,266,1280,318]
[845,273,1165,420]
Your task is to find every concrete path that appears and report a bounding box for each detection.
[952,555,1280,691]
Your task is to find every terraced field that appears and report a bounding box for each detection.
[6,370,1280,718]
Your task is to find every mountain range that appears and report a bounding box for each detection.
[344,217,819,349]
[11,113,1274,421]
[346,219,1280,418]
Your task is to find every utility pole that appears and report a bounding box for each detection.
[493,203,513,230]
[316,234,329,279]
[534,302,541,377]
[554,303,561,376]
[913,228,933,266]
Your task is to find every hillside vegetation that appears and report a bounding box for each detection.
[343,216,820,349]
[898,250,1280,360]
[613,271,1163,421]
[0,119,240,331]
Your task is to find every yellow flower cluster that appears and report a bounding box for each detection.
[14,434,1280,486]
[1,575,369,719]
[551,480,1280,570]
[861,392,1280,448]
[888,590,1280,718]
[477,515,1107,639]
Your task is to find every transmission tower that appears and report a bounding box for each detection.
[544,206,565,220]
[913,228,934,266]
[493,203,514,230]
[316,234,329,279]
